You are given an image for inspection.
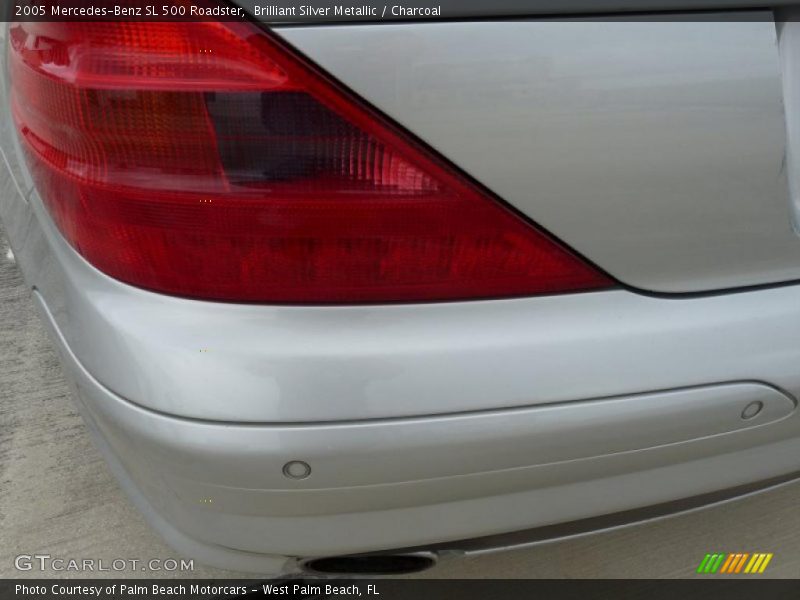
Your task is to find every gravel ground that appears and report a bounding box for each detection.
[1,221,800,580]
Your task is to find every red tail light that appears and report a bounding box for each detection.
[8,19,612,303]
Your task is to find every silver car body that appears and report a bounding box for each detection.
[2,7,800,574]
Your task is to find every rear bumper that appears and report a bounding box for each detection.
[34,289,800,571]
[34,286,800,565]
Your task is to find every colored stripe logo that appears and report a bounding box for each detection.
[697,553,773,574]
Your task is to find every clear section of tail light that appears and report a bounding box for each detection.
[8,18,612,303]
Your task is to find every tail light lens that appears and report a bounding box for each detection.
[8,18,612,303]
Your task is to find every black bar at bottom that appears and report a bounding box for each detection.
[2,580,800,600]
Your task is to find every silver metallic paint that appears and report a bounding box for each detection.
[778,10,800,233]
[29,301,800,559]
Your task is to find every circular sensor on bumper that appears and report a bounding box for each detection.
[282,460,312,480]
[741,401,764,420]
